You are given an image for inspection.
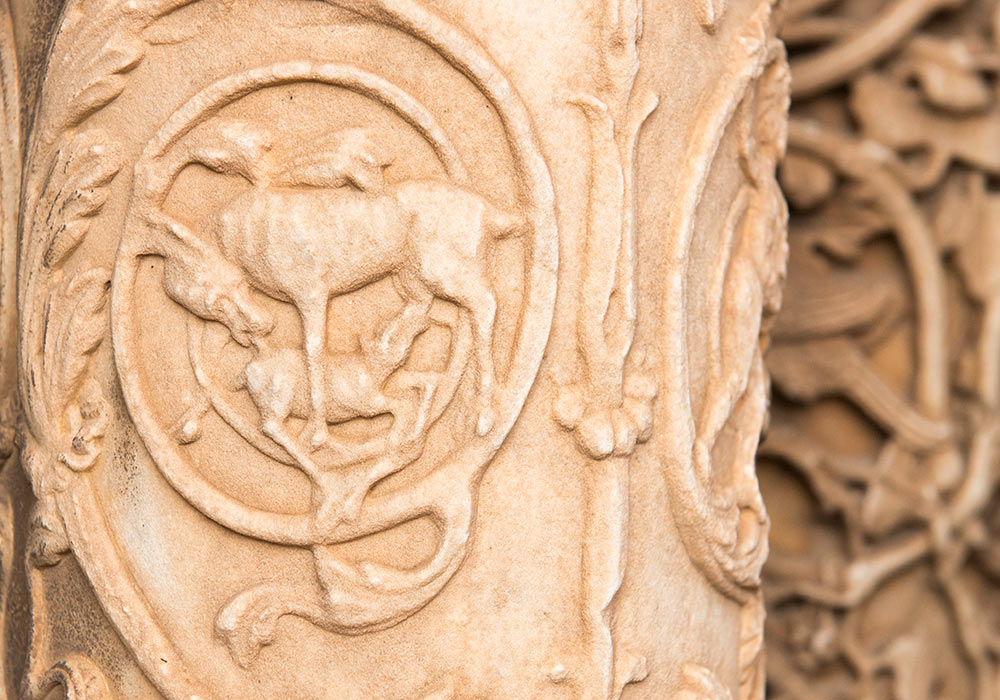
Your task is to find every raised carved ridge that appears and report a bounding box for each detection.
[553,2,657,699]
[7,0,790,698]
[552,0,658,462]
[658,3,788,698]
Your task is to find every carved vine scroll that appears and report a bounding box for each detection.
[660,2,789,698]
[764,0,1000,698]
[551,2,657,698]
[553,0,658,462]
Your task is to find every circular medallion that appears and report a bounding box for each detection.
[113,56,556,546]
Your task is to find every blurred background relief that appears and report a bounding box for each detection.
[762,0,1000,698]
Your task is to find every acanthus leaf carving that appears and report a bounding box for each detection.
[17,0,164,579]
[20,266,111,574]
[41,133,123,270]
[23,268,111,469]
[19,249,114,698]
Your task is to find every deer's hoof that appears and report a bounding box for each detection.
[307,424,330,451]
[475,410,494,437]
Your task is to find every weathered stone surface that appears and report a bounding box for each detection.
[0,1,787,699]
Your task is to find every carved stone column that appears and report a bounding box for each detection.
[0,1,788,699]
[763,1,1000,698]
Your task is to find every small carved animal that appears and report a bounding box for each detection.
[243,347,393,430]
[155,216,274,348]
[213,178,526,448]
[240,303,437,525]
[277,127,391,193]
[152,124,387,352]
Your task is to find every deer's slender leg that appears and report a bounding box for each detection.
[378,274,433,360]
[261,420,323,485]
[441,276,496,436]
[342,374,438,521]
[298,297,331,450]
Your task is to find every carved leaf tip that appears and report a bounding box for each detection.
[68,37,145,126]
[42,136,123,269]
[553,370,656,459]
[53,271,111,403]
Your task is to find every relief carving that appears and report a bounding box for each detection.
[3,0,789,697]
[552,0,658,461]
[18,0,556,696]
[551,2,657,698]
[764,0,1000,698]
[114,56,553,666]
[24,655,113,700]
[658,3,788,698]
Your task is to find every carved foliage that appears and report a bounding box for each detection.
[18,0,169,572]
[659,3,788,698]
[553,0,658,461]
[664,0,788,608]
[13,2,167,698]
[549,3,660,698]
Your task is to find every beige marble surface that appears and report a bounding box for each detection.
[0,1,787,698]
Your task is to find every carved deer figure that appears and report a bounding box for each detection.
[240,297,439,525]
[200,123,525,448]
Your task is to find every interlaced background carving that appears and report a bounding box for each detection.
[762,0,1000,697]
